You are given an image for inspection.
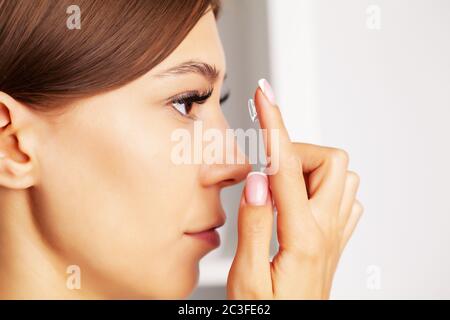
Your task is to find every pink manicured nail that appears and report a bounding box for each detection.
[245,172,268,206]
[258,78,276,105]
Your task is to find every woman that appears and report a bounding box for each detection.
[0,0,363,299]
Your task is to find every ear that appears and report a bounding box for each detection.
[0,92,39,189]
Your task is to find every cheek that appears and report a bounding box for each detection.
[33,103,202,291]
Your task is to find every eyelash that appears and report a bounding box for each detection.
[170,87,230,120]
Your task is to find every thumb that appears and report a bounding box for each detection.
[228,172,274,298]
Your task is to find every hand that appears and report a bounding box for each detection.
[226,79,363,299]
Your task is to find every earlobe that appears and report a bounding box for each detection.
[0,92,38,190]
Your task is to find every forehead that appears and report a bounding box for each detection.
[147,10,226,77]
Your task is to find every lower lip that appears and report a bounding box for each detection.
[186,229,220,247]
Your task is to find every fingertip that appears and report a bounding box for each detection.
[258,78,276,105]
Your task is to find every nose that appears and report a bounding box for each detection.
[199,117,252,188]
[200,142,252,188]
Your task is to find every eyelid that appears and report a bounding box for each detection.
[167,87,213,121]
[168,86,213,104]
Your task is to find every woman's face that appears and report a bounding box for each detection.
[28,11,251,298]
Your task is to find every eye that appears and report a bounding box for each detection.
[169,87,231,119]
[170,88,213,119]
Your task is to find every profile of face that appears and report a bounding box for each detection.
[0,9,251,298]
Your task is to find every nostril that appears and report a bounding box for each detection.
[221,178,236,187]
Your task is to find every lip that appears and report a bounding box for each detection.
[184,215,225,248]
[185,228,221,247]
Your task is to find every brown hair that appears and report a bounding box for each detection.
[0,0,221,111]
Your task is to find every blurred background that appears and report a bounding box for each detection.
[189,0,450,299]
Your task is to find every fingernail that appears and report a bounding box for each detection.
[258,78,276,105]
[247,98,258,122]
[245,172,268,206]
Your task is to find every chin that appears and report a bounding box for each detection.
[129,262,200,299]
[155,268,200,299]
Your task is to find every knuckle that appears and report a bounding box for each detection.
[354,200,364,213]
[347,171,360,187]
[328,148,349,168]
[246,218,268,236]
[240,209,271,236]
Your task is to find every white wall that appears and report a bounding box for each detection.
[191,0,450,299]
[314,0,450,299]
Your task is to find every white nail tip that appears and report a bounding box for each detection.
[247,171,268,179]
[248,98,258,122]
[258,79,267,93]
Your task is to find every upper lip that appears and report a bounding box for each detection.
[185,218,226,234]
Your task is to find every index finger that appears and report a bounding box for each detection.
[253,79,315,241]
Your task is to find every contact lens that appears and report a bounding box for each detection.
[248,98,258,122]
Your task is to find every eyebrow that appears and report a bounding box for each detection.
[153,60,223,84]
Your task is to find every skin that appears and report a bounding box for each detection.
[0,9,362,300]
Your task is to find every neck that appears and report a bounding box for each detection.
[0,188,96,299]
